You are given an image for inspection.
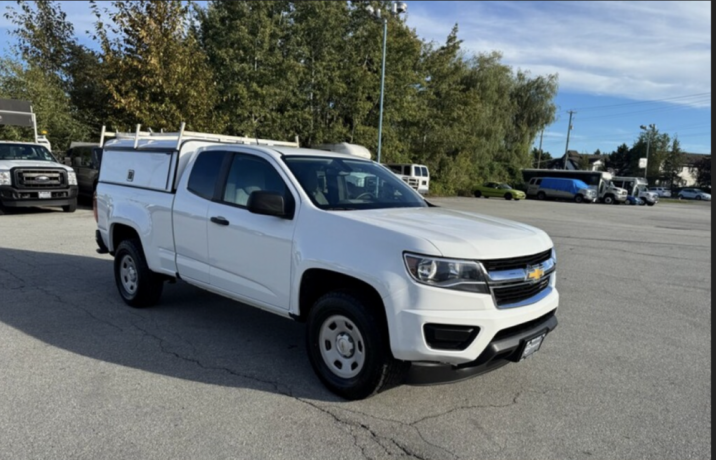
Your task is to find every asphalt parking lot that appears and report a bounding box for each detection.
[0,198,711,460]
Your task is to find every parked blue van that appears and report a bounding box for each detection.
[526,177,597,203]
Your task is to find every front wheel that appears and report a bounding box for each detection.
[62,199,77,213]
[504,193,513,200]
[575,194,584,204]
[114,239,164,308]
[647,202,656,206]
[696,195,703,201]
[306,292,409,400]
[603,195,615,205]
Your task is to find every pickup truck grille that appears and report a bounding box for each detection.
[491,277,551,307]
[482,249,552,272]
[13,168,66,189]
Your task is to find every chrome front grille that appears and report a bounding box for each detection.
[483,249,555,308]
[13,169,66,189]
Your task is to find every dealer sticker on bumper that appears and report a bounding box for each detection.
[521,333,546,360]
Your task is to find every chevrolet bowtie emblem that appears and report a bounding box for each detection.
[526,265,544,281]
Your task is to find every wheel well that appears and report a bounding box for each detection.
[112,224,140,252]
[298,269,386,324]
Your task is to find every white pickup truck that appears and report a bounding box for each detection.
[95,128,559,400]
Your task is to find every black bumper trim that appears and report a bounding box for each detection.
[406,310,558,386]
[96,230,109,254]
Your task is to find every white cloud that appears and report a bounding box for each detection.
[406,1,711,107]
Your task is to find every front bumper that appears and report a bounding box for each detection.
[386,273,559,365]
[407,309,557,384]
[0,185,78,207]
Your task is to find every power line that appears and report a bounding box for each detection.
[569,92,711,111]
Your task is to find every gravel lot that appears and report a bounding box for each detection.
[0,198,711,460]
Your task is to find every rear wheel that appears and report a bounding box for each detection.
[474,190,482,198]
[62,199,77,213]
[306,291,409,400]
[504,193,513,200]
[114,239,164,308]
[537,192,546,201]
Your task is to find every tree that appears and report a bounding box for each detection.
[578,154,591,171]
[605,143,631,175]
[692,155,711,189]
[0,59,90,151]
[95,0,218,131]
[660,137,686,189]
[531,147,551,167]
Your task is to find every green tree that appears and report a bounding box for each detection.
[660,137,686,189]
[531,147,551,167]
[692,155,711,189]
[95,0,218,131]
[0,59,90,151]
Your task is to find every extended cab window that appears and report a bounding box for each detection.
[222,154,291,208]
[187,151,225,200]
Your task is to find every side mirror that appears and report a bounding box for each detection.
[247,191,290,218]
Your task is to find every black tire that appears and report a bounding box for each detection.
[696,195,702,200]
[62,199,77,213]
[647,202,655,206]
[603,194,615,205]
[504,193,512,200]
[575,194,584,204]
[474,190,482,198]
[306,291,409,400]
[537,192,546,201]
[639,198,646,206]
[114,238,164,308]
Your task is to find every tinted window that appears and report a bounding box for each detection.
[387,164,402,174]
[187,151,225,200]
[222,154,290,207]
[421,167,429,177]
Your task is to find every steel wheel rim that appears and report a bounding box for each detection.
[319,314,366,379]
[119,254,138,295]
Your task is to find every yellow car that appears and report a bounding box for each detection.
[473,182,526,200]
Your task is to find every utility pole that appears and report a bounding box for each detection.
[537,128,544,168]
[563,110,575,170]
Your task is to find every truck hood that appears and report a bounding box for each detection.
[0,160,72,171]
[337,207,553,260]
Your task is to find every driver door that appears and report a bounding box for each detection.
[207,152,298,311]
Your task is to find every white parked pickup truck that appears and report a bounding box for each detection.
[95,128,559,400]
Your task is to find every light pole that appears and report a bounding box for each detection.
[367,2,407,163]
[640,124,656,181]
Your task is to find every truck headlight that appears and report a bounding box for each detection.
[68,171,78,185]
[0,171,10,186]
[404,254,489,293]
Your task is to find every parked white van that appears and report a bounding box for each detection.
[386,163,430,195]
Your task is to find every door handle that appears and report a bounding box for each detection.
[210,216,230,226]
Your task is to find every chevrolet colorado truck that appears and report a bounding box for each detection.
[95,128,559,400]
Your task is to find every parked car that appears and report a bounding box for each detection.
[64,142,102,197]
[648,187,671,198]
[677,188,712,201]
[95,128,559,400]
[526,177,597,203]
[474,182,526,200]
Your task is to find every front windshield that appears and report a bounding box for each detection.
[0,144,55,162]
[283,156,427,210]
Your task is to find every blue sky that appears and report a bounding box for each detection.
[0,1,711,155]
